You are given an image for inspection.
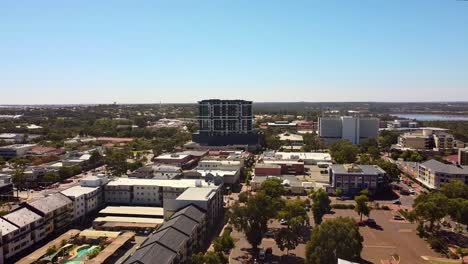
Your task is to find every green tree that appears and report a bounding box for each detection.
[334,188,343,197]
[213,233,235,253]
[359,138,378,153]
[275,228,299,255]
[312,189,331,225]
[259,178,286,199]
[412,192,449,231]
[230,192,281,250]
[303,133,325,152]
[354,195,371,222]
[379,130,399,150]
[0,156,5,168]
[359,189,370,197]
[12,162,27,197]
[89,150,103,165]
[204,251,228,264]
[278,197,308,230]
[329,140,359,164]
[43,172,60,183]
[440,179,468,199]
[105,149,130,176]
[375,159,400,181]
[305,217,363,264]
[264,129,282,150]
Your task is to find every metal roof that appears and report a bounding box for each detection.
[99,206,164,217]
[421,159,468,174]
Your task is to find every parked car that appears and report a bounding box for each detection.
[259,249,266,260]
[280,219,288,225]
[337,196,352,201]
[393,200,401,205]
[365,218,377,226]
[408,189,416,195]
[393,215,405,220]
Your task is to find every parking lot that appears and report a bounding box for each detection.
[325,209,439,264]
[230,200,439,264]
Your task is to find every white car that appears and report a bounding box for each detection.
[408,189,415,194]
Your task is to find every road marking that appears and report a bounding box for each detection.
[364,245,397,249]
[398,229,413,233]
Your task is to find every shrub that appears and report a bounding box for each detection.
[331,204,355,210]
[428,236,448,254]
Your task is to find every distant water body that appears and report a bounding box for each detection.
[395,114,468,121]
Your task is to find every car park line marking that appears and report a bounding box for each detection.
[398,229,413,233]
[364,245,396,249]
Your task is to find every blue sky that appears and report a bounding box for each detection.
[1,0,467,104]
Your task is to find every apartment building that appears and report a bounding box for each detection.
[418,159,468,189]
[61,185,102,220]
[397,128,454,150]
[192,99,259,146]
[104,178,221,206]
[25,193,74,235]
[319,116,379,144]
[123,205,207,264]
[164,187,223,227]
[328,164,388,196]
[433,132,454,149]
[459,148,468,165]
[0,207,44,260]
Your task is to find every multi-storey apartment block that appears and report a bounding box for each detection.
[319,116,379,144]
[192,99,259,146]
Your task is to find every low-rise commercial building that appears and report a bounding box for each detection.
[418,159,468,189]
[0,144,36,159]
[397,128,454,150]
[0,175,13,200]
[264,151,332,165]
[328,164,388,196]
[278,133,304,146]
[154,153,196,169]
[129,164,183,179]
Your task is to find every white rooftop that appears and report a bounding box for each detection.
[3,207,42,228]
[278,133,304,141]
[0,218,19,236]
[269,152,332,161]
[99,206,164,217]
[196,170,238,177]
[176,187,218,201]
[0,144,35,149]
[198,160,241,165]
[106,178,213,188]
[156,153,190,160]
[94,216,164,225]
[61,185,98,197]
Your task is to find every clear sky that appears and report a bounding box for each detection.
[1,0,467,104]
